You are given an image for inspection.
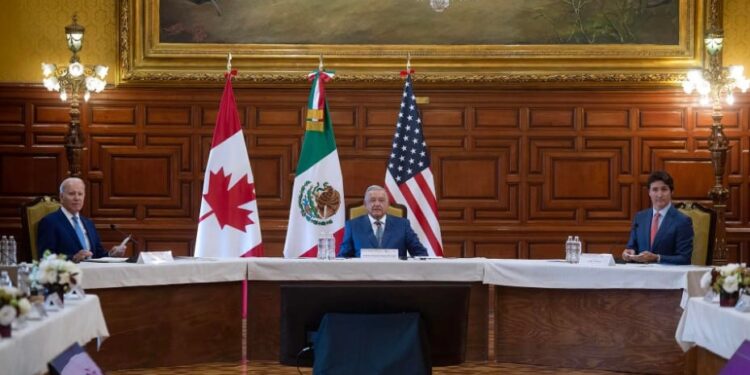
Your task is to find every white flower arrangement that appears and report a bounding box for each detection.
[33,251,82,294]
[0,286,30,326]
[700,262,750,295]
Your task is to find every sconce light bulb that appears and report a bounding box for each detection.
[682,81,695,94]
[687,70,703,82]
[84,91,91,102]
[94,65,109,79]
[729,65,745,80]
[60,91,68,102]
[699,96,710,106]
[68,62,84,77]
[41,63,56,77]
[726,94,735,106]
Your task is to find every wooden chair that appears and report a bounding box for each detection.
[346,202,408,220]
[20,196,60,260]
[675,201,716,266]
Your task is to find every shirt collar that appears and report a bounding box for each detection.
[368,214,387,226]
[653,203,671,218]
[60,206,79,221]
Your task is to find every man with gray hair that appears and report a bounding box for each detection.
[338,185,427,258]
[37,177,126,262]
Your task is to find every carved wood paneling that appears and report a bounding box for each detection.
[2,85,750,263]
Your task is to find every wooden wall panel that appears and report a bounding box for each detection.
[2,85,750,263]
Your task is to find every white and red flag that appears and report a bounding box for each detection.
[384,72,443,257]
[283,70,345,258]
[195,70,263,257]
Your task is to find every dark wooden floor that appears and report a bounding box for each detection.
[109,361,641,375]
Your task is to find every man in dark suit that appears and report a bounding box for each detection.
[339,185,428,258]
[37,177,126,262]
[622,171,694,265]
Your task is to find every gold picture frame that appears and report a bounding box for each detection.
[118,0,704,86]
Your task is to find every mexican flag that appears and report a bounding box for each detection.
[195,70,263,257]
[283,70,345,258]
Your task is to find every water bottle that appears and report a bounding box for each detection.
[573,236,582,263]
[0,235,6,265]
[325,236,335,260]
[0,270,12,288]
[8,235,16,265]
[17,263,30,296]
[565,235,573,263]
[317,232,329,260]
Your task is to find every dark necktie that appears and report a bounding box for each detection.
[375,220,383,248]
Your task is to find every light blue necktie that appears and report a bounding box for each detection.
[72,216,89,250]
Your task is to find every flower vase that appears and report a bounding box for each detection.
[720,290,740,307]
[0,324,10,338]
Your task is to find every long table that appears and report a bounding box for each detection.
[80,257,487,370]
[484,260,708,375]
[79,257,708,372]
[0,295,108,375]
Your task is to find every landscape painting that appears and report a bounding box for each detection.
[159,0,680,45]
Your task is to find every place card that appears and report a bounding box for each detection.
[360,248,399,260]
[67,284,86,299]
[577,253,616,267]
[45,293,64,310]
[137,251,174,264]
[735,294,750,312]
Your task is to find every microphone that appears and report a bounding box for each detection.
[110,224,140,246]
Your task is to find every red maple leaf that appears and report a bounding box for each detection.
[200,168,256,232]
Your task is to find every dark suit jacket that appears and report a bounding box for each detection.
[338,214,428,258]
[626,205,694,265]
[37,209,107,260]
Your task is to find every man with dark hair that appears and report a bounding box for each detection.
[37,177,126,262]
[622,171,694,265]
[338,185,427,258]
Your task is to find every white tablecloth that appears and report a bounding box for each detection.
[483,259,709,307]
[246,257,486,282]
[79,258,250,289]
[0,295,109,375]
[675,297,750,359]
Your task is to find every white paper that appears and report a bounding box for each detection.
[137,251,174,264]
[577,253,616,267]
[360,248,399,260]
[84,257,128,263]
[118,235,131,248]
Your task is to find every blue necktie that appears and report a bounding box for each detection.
[72,216,89,250]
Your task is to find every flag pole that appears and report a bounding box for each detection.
[227,52,233,74]
[318,54,324,72]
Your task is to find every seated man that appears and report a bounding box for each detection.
[37,177,126,262]
[622,171,694,265]
[339,185,427,258]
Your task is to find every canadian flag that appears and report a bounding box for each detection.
[195,70,263,257]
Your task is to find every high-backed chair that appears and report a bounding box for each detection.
[20,196,60,260]
[675,201,716,266]
[346,202,408,220]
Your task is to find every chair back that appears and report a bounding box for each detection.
[347,203,408,220]
[20,196,60,260]
[675,201,716,266]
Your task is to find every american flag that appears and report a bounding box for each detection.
[384,74,444,257]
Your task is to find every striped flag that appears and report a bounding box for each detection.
[283,70,345,258]
[384,74,444,257]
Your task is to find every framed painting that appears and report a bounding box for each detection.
[118,0,705,85]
